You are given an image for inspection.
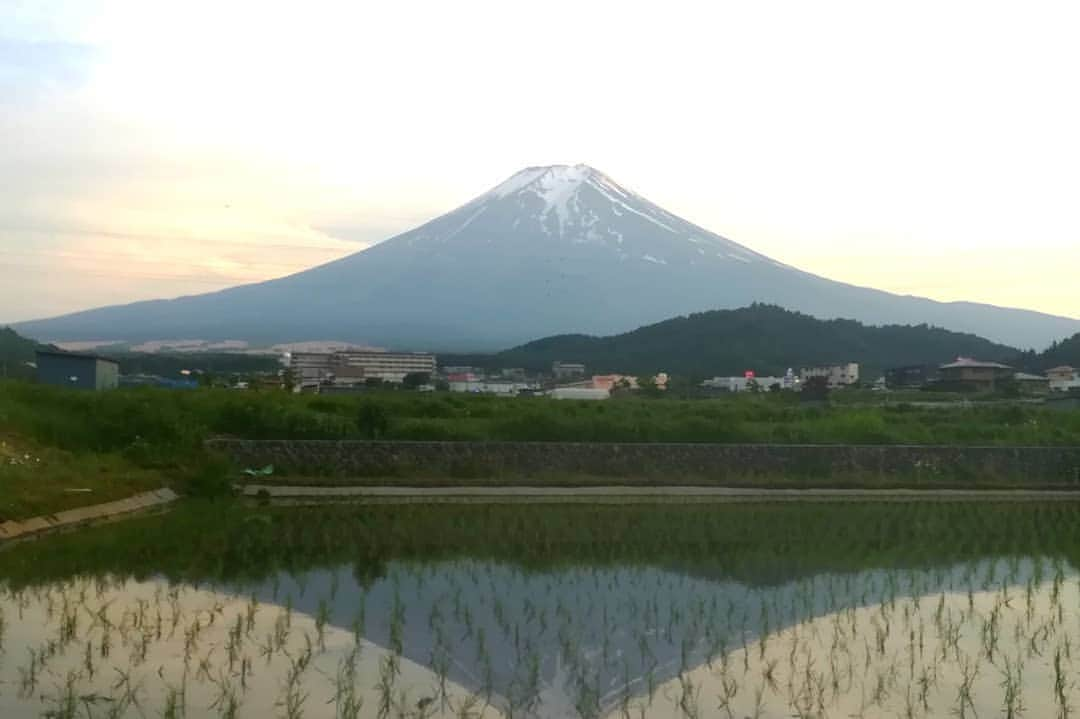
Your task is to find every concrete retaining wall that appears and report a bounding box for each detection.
[206,440,1080,485]
[0,488,179,546]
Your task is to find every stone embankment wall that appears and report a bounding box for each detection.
[205,440,1080,485]
[0,489,179,546]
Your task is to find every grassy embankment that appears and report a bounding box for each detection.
[1,380,1079,519]
[0,435,167,522]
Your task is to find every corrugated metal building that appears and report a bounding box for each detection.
[36,350,119,391]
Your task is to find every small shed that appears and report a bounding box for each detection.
[1013,372,1050,395]
[36,350,119,391]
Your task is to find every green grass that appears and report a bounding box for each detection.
[0,434,167,522]
[829,388,979,404]
[4,379,1078,452]
[1,379,1079,516]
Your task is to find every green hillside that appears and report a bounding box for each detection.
[1035,333,1080,370]
[488,304,1021,379]
[1010,332,1080,373]
[0,327,50,379]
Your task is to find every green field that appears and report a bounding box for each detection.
[2,380,1079,519]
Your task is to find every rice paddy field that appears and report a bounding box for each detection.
[5,501,1080,717]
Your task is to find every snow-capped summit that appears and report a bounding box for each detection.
[488,164,595,198]
[14,165,1080,350]
[408,164,765,268]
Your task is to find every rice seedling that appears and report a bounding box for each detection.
[6,501,1080,717]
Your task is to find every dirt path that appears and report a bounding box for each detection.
[0,488,179,545]
[240,484,1080,503]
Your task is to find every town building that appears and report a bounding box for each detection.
[1047,366,1080,393]
[701,375,789,392]
[1013,372,1051,395]
[289,350,436,389]
[590,374,639,392]
[448,379,538,395]
[937,358,1014,392]
[441,366,479,376]
[799,363,860,388]
[444,371,480,383]
[333,351,436,384]
[884,364,936,389]
[289,352,335,388]
[552,361,586,380]
[548,386,610,400]
[36,350,119,391]
[119,374,199,390]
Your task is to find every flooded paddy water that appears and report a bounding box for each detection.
[2,501,1080,718]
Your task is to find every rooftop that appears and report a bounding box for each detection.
[939,357,1013,370]
[35,349,119,366]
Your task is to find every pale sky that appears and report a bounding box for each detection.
[2,0,1079,324]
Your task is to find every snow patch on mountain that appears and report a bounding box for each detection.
[584,175,679,234]
[442,204,488,243]
[482,163,693,244]
[16,162,1080,350]
[490,166,549,198]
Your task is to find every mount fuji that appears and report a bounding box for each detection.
[14,164,1080,350]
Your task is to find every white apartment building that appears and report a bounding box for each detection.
[288,352,335,388]
[448,380,538,395]
[289,350,436,388]
[799,363,860,388]
[548,387,610,400]
[1047,366,1080,393]
[702,376,789,392]
[334,351,436,384]
[552,361,586,379]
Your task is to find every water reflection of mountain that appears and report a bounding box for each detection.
[5,502,1080,594]
[3,503,1079,716]
[227,557,1047,717]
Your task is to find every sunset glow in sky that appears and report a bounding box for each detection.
[3,0,1079,323]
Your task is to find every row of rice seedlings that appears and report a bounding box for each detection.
[8,551,1080,717]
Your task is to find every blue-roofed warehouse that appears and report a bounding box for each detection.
[35,350,120,391]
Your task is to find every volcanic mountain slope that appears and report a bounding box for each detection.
[14,165,1080,350]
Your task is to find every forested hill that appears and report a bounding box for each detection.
[1014,332,1080,372]
[0,327,52,379]
[488,305,1021,378]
